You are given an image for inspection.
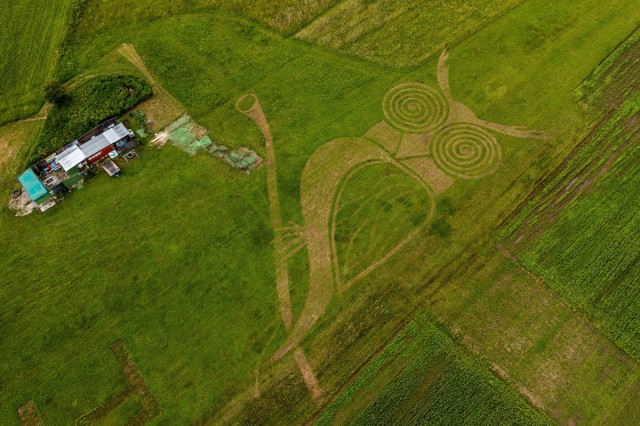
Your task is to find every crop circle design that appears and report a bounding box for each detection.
[431,123,501,179]
[382,83,449,133]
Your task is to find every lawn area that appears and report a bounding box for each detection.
[0,145,279,424]
[1,0,640,424]
[0,0,73,124]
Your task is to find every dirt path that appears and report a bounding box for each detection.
[236,94,294,330]
[294,349,323,402]
[12,103,51,124]
[117,43,185,131]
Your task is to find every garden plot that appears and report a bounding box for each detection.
[158,114,263,174]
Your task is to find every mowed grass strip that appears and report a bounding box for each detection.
[0,0,73,124]
[317,318,552,425]
[295,0,525,69]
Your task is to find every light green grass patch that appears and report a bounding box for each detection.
[296,0,524,69]
[0,0,73,124]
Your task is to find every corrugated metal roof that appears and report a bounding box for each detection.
[80,134,111,157]
[103,123,129,144]
[18,169,48,201]
[55,145,85,172]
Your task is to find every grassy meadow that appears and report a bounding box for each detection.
[0,0,73,124]
[295,0,525,68]
[1,0,640,424]
[70,0,339,39]
[430,250,640,425]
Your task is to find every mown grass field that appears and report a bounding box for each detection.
[430,249,640,425]
[0,0,73,124]
[1,0,640,424]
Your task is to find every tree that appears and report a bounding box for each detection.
[44,81,69,105]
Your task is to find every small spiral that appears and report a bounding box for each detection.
[382,83,449,133]
[431,123,501,179]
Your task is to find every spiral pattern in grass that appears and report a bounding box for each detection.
[431,123,501,179]
[382,83,449,133]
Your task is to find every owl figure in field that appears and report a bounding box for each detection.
[237,49,548,397]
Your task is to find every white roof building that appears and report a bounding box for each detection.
[55,145,86,172]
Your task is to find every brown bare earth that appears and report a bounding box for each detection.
[17,401,43,426]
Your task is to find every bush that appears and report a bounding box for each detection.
[44,81,69,105]
[431,217,452,238]
[32,75,152,160]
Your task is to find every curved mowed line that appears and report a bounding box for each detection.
[382,83,449,133]
[431,123,501,179]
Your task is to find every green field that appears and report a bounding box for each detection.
[1,0,640,424]
[500,26,640,360]
[0,0,73,124]
[317,318,552,425]
[295,0,525,68]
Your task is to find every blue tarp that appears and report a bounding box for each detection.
[18,169,47,202]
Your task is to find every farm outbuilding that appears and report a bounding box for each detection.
[80,133,115,164]
[55,144,85,171]
[15,119,138,213]
[18,169,48,202]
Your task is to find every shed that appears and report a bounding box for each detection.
[18,169,48,202]
[103,123,130,144]
[55,145,86,171]
[80,134,114,164]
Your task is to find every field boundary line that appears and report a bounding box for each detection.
[292,0,351,37]
[495,243,640,366]
[406,0,532,73]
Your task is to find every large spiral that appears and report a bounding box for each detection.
[431,123,501,179]
[382,83,449,133]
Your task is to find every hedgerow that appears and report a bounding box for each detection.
[31,74,151,161]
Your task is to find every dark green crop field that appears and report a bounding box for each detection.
[1,0,639,424]
[317,318,552,425]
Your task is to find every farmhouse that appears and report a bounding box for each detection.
[16,119,137,211]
